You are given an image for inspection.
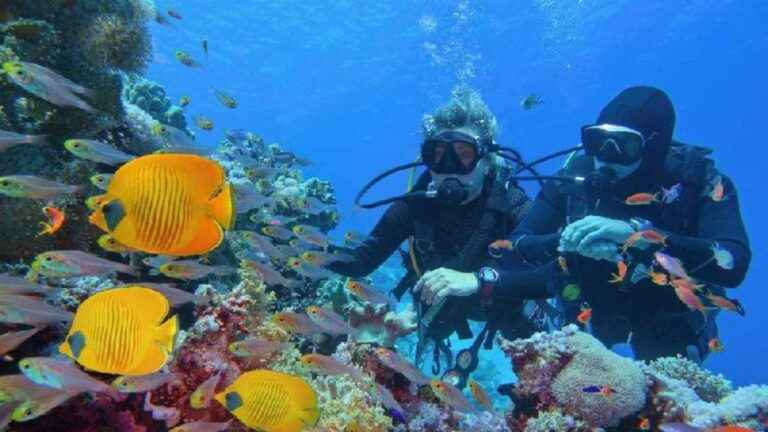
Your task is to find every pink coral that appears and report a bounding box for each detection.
[348,303,417,347]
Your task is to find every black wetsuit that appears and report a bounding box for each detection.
[494,87,751,361]
[329,171,534,342]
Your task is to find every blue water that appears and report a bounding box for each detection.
[147,1,768,386]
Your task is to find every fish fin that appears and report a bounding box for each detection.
[209,182,234,230]
[169,218,224,256]
[156,314,179,355]
[88,209,108,232]
[102,199,126,232]
[27,135,47,145]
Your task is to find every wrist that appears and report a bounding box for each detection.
[477,267,499,307]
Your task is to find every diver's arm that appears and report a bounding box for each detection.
[494,261,558,300]
[509,180,567,264]
[664,176,751,287]
[327,201,414,278]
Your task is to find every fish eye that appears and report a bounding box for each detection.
[44,257,52,261]
[21,363,30,369]
[0,181,7,187]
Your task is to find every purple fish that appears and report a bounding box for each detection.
[3,61,96,113]
[19,357,121,400]
[0,327,42,357]
[32,250,137,278]
[243,259,300,289]
[654,252,689,279]
[0,175,80,200]
[662,183,683,204]
[306,306,357,336]
[0,274,51,295]
[0,295,73,325]
[658,423,703,432]
[0,129,47,152]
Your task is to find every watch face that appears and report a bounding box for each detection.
[480,267,498,282]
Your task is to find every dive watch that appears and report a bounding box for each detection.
[477,266,499,308]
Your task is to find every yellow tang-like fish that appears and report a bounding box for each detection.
[214,370,319,432]
[58,286,178,375]
[89,154,235,256]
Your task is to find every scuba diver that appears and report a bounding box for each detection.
[330,87,539,387]
[494,86,751,362]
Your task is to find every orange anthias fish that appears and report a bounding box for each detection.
[467,379,494,412]
[636,417,651,430]
[708,338,724,353]
[488,239,513,257]
[625,192,659,206]
[609,261,627,284]
[37,207,65,237]
[710,176,727,202]
[89,154,235,256]
[705,293,746,316]
[649,270,669,286]
[671,281,708,312]
[577,303,592,325]
[622,230,667,252]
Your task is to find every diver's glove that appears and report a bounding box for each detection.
[413,267,479,305]
[560,215,633,261]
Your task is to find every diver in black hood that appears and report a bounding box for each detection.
[494,86,751,362]
[329,87,539,387]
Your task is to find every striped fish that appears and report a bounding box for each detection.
[214,370,319,432]
[89,154,234,256]
[58,286,178,375]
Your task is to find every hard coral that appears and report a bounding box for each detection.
[647,356,733,402]
[523,408,586,432]
[501,325,647,428]
[348,303,417,347]
[550,332,646,428]
[74,7,152,73]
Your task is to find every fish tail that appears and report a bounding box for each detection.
[157,314,179,354]
[26,134,47,145]
[209,182,235,230]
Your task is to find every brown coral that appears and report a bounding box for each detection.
[80,14,152,72]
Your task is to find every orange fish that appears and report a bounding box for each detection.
[708,338,724,353]
[710,177,726,202]
[488,239,513,257]
[89,154,234,256]
[582,385,615,396]
[670,277,705,293]
[636,417,650,430]
[622,229,666,252]
[557,256,569,274]
[609,260,627,284]
[577,303,592,325]
[671,282,708,312]
[705,293,745,316]
[625,192,659,206]
[37,206,65,236]
[649,270,669,286]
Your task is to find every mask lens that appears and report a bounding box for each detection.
[422,131,481,174]
[581,125,644,165]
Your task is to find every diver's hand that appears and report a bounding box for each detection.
[560,215,634,252]
[576,240,622,262]
[413,268,479,305]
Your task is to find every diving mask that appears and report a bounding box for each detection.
[422,130,485,175]
[581,124,649,166]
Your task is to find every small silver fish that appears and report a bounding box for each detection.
[232,184,276,213]
[158,260,235,280]
[113,372,181,393]
[0,129,47,152]
[228,338,289,358]
[19,357,120,399]
[116,283,209,307]
[64,139,135,166]
[0,328,42,357]
[0,274,51,295]
[662,183,683,204]
[243,259,299,289]
[711,242,734,270]
[2,61,96,113]
[305,306,357,336]
[170,420,233,432]
[0,295,73,325]
[0,175,79,200]
[298,197,334,215]
[288,258,335,281]
[32,250,137,278]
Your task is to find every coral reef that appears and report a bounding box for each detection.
[647,355,733,403]
[0,0,157,260]
[122,74,188,131]
[348,302,418,348]
[501,325,647,428]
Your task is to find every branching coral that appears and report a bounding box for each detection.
[647,356,733,403]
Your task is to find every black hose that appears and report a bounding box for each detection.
[354,161,426,209]
[514,145,583,175]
